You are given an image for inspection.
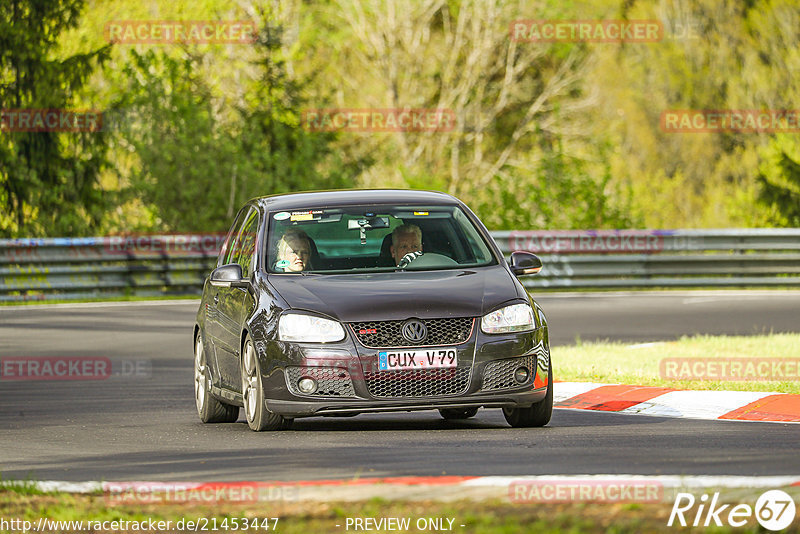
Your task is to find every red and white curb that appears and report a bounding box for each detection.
[554,382,800,423]
[6,476,800,503]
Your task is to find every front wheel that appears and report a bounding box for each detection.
[195,332,239,423]
[241,335,289,431]
[502,365,553,428]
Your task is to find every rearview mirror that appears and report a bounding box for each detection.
[210,264,249,288]
[347,217,390,230]
[508,251,542,276]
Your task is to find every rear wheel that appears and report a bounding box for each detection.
[439,407,479,420]
[503,365,553,428]
[241,335,289,431]
[194,332,239,423]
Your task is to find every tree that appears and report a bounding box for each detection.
[237,12,358,204]
[758,136,800,226]
[110,49,238,232]
[0,0,110,237]
[303,0,630,229]
[111,11,357,233]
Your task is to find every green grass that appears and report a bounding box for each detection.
[0,477,49,497]
[553,333,800,393]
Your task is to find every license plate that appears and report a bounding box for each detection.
[378,349,457,370]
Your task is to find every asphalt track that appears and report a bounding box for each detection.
[1,291,799,482]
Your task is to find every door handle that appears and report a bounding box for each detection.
[213,294,219,304]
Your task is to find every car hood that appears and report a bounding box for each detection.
[267,266,524,322]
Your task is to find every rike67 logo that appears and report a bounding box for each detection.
[668,490,796,531]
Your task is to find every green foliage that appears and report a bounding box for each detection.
[111,49,239,232]
[758,136,800,226]
[110,15,357,232]
[474,139,637,230]
[237,17,359,203]
[0,0,111,237]
[4,0,800,236]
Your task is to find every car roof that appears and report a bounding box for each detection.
[251,189,462,211]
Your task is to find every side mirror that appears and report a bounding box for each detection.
[210,264,249,288]
[508,251,542,276]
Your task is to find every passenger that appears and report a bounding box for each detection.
[275,229,311,272]
[390,224,423,266]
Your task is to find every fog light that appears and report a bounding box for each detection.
[514,367,530,384]
[298,377,318,394]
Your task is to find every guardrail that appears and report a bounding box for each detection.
[1,229,799,301]
[495,229,800,290]
[0,235,225,302]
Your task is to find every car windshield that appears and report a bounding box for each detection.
[266,205,496,273]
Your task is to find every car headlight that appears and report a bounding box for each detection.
[278,314,346,342]
[480,303,535,334]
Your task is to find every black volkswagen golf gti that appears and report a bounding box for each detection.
[194,190,552,431]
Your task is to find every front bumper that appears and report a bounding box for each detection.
[265,388,547,417]
[252,323,550,419]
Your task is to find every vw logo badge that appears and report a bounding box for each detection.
[402,319,427,343]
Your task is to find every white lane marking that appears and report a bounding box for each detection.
[619,390,776,419]
[553,382,611,403]
[12,475,800,497]
[463,475,800,488]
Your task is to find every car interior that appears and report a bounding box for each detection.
[267,207,494,273]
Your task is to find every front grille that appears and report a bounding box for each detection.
[350,317,474,348]
[364,367,471,398]
[284,366,356,398]
[481,355,537,391]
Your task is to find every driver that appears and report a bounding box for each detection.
[275,229,311,272]
[390,224,423,266]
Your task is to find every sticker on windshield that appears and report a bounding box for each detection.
[290,210,323,222]
[273,212,290,221]
[413,211,429,216]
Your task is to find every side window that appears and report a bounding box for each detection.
[217,208,249,268]
[234,209,259,277]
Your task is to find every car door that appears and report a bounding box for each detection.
[205,208,247,363]
[214,207,259,389]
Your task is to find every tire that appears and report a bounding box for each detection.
[241,335,288,431]
[502,365,553,428]
[194,332,239,423]
[439,407,479,420]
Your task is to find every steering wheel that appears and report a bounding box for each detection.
[397,251,424,269]
[398,252,459,269]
